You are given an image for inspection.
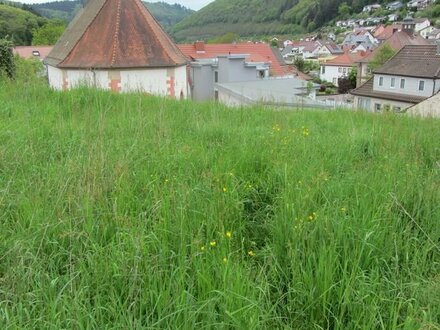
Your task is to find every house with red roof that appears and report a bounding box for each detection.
[320,51,369,87]
[355,30,431,86]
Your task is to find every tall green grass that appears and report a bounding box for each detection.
[0,74,439,328]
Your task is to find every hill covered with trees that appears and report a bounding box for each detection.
[0,1,66,46]
[171,0,394,41]
[0,1,47,45]
[30,0,194,29]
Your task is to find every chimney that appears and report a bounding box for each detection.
[194,41,205,53]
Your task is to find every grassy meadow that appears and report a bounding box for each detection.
[0,66,440,328]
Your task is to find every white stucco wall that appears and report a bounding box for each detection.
[217,89,247,107]
[121,65,187,97]
[47,65,188,98]
[320,65,352,86]
[47,65,63,90]
[373,74,435,98]
[355,96,415,112]
[406,92,440,118]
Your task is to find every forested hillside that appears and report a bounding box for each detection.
[31,0,194,28]
[0,2,47,45]
[171,0,389,41]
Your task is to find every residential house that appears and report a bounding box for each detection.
[407,0,434,10]
[336,21,346,27]
[414,18,431,32]
[427,28,440,40]
[327,32,336,41]
[342,33,377,52]
[363,4,382,12]
[45,0,189,97]
[351,45,440,112]
[178,41,286,76]
[387,1,403,11]
[388,14,399,22]
[419,25,435,39]
[280,41,320,62]
[374,24,402,43]
[356,30,431,86]
[317,42,344,59]
[320,51,368,87]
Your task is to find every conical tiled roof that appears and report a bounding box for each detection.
[46,0,187,69]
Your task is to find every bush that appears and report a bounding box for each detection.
[0,38,15,80]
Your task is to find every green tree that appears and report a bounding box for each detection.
[348,66,357,87]
[0,38,15,79]
[294,57,305,72]
[338,2,351,18]
[368,44,397,72]
[32,19,65,45]
[208,32,240,44]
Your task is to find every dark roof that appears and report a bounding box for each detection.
[271,47,286,66]
[357,32,431,63]
[350,77,427,103]
[374,45,440,78]
[46,0,187,69]
[323,42,344,54]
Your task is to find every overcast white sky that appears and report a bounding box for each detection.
[13,0,214,10]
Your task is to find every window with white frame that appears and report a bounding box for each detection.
[400,78,405,89]
[374,103,381,112]
[390,77,395,88]
[379,76,383,86]
[419,80,425,91]
[321,66,325,74]
[338,67,342,73]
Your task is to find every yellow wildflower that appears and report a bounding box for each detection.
[248,250,255,257]
[341,207,347,213]
[226,231,232,238]
[210,240,217,247]
[223,257,228,263]
[201,246,205,251]
[223,187,227,192]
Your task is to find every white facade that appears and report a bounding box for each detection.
[47,65,188,98]
[373,74,440,98]
[419,26,435,38]
[320,64,353,86]
[355,96,414,112]
[415,19,431,33]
